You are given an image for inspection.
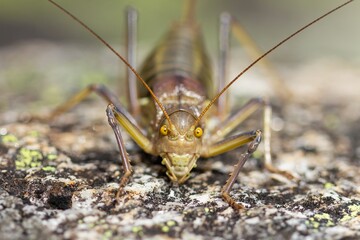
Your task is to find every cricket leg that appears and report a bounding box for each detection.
[216,12,231,118]
[106,103,154,201]
[230,15,293,101]
[208,97,294,179]
[106,105,132,200]
[46,83,139,128]
[222,130,262,210]
[46,84,155,200]
[48,84,151,151]
[125,6,140,116]
[202,129,262,209]
[262,103,293,179]
[47,84,118,120]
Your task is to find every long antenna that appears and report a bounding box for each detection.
[194,0,353,126]
[48,0,173,127]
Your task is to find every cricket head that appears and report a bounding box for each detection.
[156,110,203,184]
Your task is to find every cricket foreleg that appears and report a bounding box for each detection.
[202,130,259,158]
[46,83,155,200]
[106,104,154,202]
[208,97,294,179]
[221,130,262,210]
[106,104,155,200]
[47,83,152,152]
[210,98,267,141]
[202,129,261,209]
[106,105,132,200]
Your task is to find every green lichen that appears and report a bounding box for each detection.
[306,212,334,229]
[161,225,170,233]
[340,204,360,222]
[42,166,56,172]
[306,220,320,229]
[132,226,143,235]
[166,220,176,227]
[15,148,43,169]
[102,230,113,240]
[46,153,58,161]
[1,134,18,144]
[324,182,335,189]
[160,220,176,233]
[348,204,360,214]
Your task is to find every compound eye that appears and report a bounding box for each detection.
[160,125,168,136]
[194,127,203,138]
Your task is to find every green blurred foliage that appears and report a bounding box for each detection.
[0,0,358,114]
[1,0,358,58]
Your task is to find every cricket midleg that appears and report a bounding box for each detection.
[48,84,120,120]
[204,97,293,178]
[46,84,155,195]
[204,98,268,158]
[47,84,153,150]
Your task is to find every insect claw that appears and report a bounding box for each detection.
[222,192,246,211]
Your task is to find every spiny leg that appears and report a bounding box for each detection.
[262,104,293,179]
[106,104,132,201]
[210,98,266,141]
[215,11,292,177]
[46,83,154,200]
[106,103,154,201]
[208,98,294,179]
[226,15,296,178]
[221,130,262,210]
[46,83,140,129]
[48,83,119,120]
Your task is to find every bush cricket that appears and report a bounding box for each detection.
[47,0,353,209]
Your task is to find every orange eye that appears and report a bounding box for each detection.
[194,127,203,138]
[160,125,168,136]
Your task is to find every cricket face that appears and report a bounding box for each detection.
[156,110,203,184]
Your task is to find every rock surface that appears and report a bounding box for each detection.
[1,42,359,240]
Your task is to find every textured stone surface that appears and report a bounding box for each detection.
[1,42,360,240]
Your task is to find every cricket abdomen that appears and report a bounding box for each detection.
[139,22,213,99]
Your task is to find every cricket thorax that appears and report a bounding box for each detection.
[156,110,203,183]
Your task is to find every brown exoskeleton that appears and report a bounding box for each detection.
[47,0,353,209]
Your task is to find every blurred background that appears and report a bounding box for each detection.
[0,0,359,117]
